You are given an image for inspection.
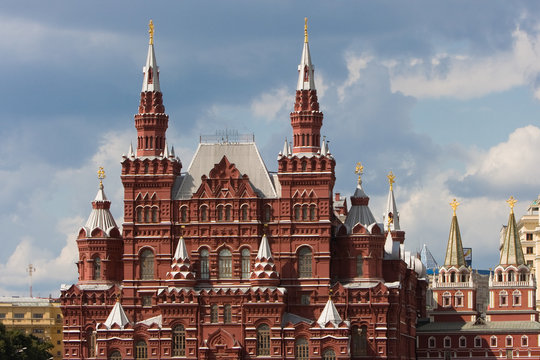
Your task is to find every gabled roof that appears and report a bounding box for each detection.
[173,142,277,199]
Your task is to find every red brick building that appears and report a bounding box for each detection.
[417,199,540,359]
[60,21,427,360]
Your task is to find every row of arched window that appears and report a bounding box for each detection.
[180,204,273,223]
[138,246,314,280]
[136,206,159,223]
[442,291,464,308]
[137,135,164,150]
[429,335,529,348]
[495,269,527,282]
[293,204,318,221]
[294,133,320,148]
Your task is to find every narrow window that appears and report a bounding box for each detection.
[219,249,232,279]
[295,337,309,360]
[310,205,316,221]
[264,206,271,222]
[144,207,150,223]
[87,330,96,357]
[508,270,515,282]
[93,257,101,280]
[136,207,143,222]
[224,304,232,323]
[351,325,367,356]
[217,206,223,221]
[172,325,186,356]
[241,205,248,221]
[302,206,308,220]
[490,336,497,347]
[443,292,451,307]
[200,249,209,280]
[506,336,513,347]
[356,255,363,277]
[428,337,436,348]
[455,291,463,307]
[135,340,147,360]
[474,336,482,348]
[298,247,312,278]
[522,336,528,347]
[450,272,455,283]
[180,206,187,222]
[500,291,508,306]
[241,248,251,279]
[294,206,300,221]
[444,337,451,348]
[225,206,231,221]
[200,206,208,222]
[513,290,521,305]
[140,249,154,280]
[459,336,466,348]
[257,324,270,356]
[151,207,158,222]
[210,304,218,323]
[519,272,527,281]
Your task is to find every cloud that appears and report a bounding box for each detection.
[251,86,291,121]
[337,53,373,102]
[388,27,540,99]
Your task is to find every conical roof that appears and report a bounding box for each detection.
[142,41,161,92]
[173,236,189,261]
[344,182,377,230]
[297,18,316,90]
[420,244,439,269]
[103,301,130,328]
[167,237,195,281]
[500,205,525,266]
[444,215,466,267]
[250,234,279,281]
[83,182,118,237]
[317,298,342,328]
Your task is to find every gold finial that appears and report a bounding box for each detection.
[328,288,333,301]
[450,198,459,216]
[387,171,396,191]
[387,213,394,229]
[97,166,106,187]
[304,17,308,43]
[506,196,517,214]
[355,162,364,184]
[149,20,154,45]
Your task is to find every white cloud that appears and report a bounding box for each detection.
[251,86,291,121]
[388,27,540,99]
[337,53,373,102]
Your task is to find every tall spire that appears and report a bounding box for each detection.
[290,18,323,155]
[383,171,400,231]
[500,196,525,266]
[135,20,169,157]
[444,199,466,267]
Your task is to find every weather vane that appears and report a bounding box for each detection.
[506,196,517,214]
[355,162,363,184]
[387,171,396,191]
[450,198,460,216]
[97,166,106,187]
[149,20,154,45]
[304,17,308,43]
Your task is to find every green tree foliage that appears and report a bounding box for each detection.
[0,323,53,359]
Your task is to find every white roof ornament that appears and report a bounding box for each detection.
[317,297,342,328]
[128,143,135,158]
[163,142,169,158]
[320,137,327,156]
[383,171,400,231]
[257,234,273,261]
[383,231,400,260]
[297,18,316,91]
[170,145,175,158]
[103,300,131,329]
[142,20,161,92]
[281,139,289,156]
[173,236,189,262]
[288,141,292,156]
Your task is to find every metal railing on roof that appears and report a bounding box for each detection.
[200,130,254,144]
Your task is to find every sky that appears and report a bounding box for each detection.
[2,1,540,297]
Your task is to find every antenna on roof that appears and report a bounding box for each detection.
[26,264,36,298]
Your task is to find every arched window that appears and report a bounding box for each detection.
[460,272,467,282]
[172,325,185,356]
[522,335,528,347]
[135,340,147,360]
[459,336,466,348]
[144,163,149,173]
[295,337,309,360]
[301,161,307,171]
[428,337,436,348]
[309,205,316,221]
[180,206,188,222]
[219,249,232,279]
[136,207,143,223]
[151,207,158,223]
[294,206,301,221]
[241,205,248,221]
[225,205,231,221]
[450,271,456,283]
[506,335,513,347]
[210,304,218,323]
[257,324,270,356]
[490,336,497,347]
[109,350,122,360]
[442,292,451,307]
[264,206,271,222]
[298,247,312,278]
[144,207,150,223]
[224,304,232,323]
[217,205,224,221]
[87,330,96,357]
[200,206,208,222]
[508,270,515,282]
[513,290,521,305]
[519,271,527,282]
[200,249,209,280]
[356,255,363,277]
[302,206,308,221]
[140,249,154,280]
[499,290,508,306]
[93,257,101,280]
[322,349,336,360]
[443,336,451,348]
[474,336,482,348]
[351,325,367,356]
[455,291,464,307]
[241,248,251,279]
[497,271,503,282]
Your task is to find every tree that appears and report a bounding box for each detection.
[0,323,53,359]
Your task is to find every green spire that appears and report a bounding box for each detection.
[500,197,525,266]
[444,199,466,267]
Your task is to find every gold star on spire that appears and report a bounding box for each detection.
[97,166,106,188]
[304,17,308,43]
[506,196,517,214]
[387,171,396,191]
[355,162,364,184]
[450,198,459,216]
[149,20,154,45]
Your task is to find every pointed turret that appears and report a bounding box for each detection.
[290,18,323,155]
[250,234,279,285]
[500,196,525,266]
[317,297,343,328]
[444,199,466,267]
[167,237,195,282]
[344,163,377,232]
[135,20,169,157]
[383,171,400,231]
[103,300,131,329]
[81,168,119,237]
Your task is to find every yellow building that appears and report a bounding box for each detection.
[0,296,63,359]
[517,196,540,309]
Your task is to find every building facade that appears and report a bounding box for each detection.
[517,195,540,310]
[417,198,540,359]
[60,21,426,360]
[0,296,64,359]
